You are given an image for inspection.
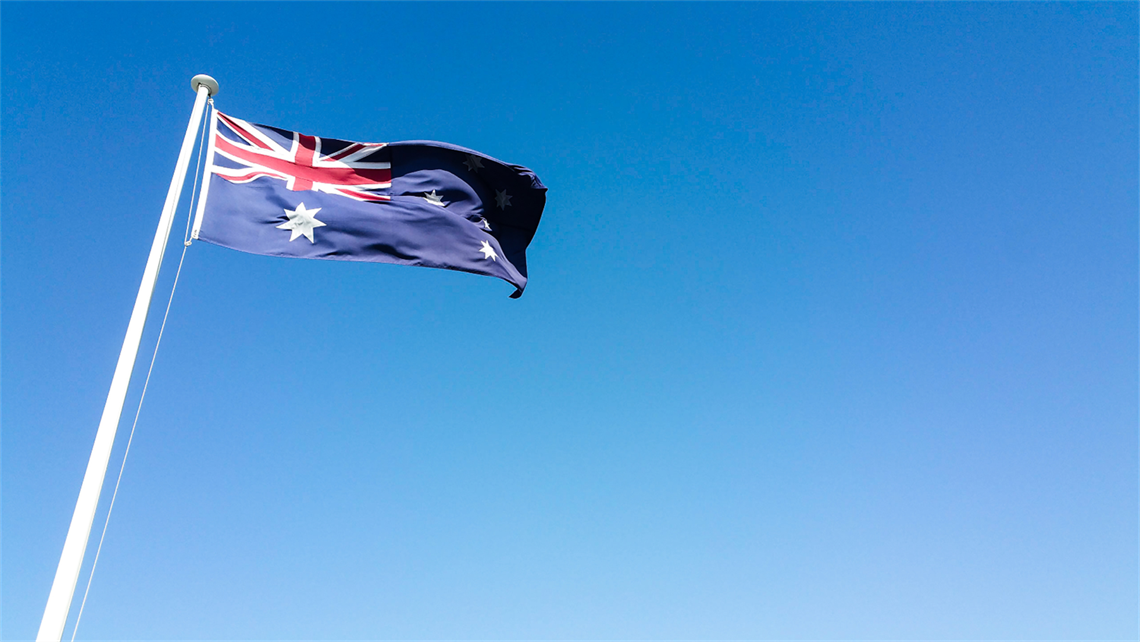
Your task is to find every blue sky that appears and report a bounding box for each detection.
[3,2,1137,640]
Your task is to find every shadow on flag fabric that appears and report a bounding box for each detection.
[193,111,546,297]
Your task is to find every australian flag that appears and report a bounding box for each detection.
[194,111,546,297]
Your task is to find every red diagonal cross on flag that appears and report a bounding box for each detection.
[211,112,392,202]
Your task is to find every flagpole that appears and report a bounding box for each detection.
[36,74,219,642]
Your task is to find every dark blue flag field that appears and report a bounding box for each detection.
[194,111,546,297]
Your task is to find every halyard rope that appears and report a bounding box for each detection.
[184,100,211,245]
[70,101,210,640]
[69,243,190,641]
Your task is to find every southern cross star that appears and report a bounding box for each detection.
[464,155,484,173]
[479,240,499,261]
[479,217,492,231]
[495,189,512,210]
[424,190,445,207]
[277,203,326,243]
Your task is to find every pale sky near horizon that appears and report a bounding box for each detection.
[3,3,1137,640]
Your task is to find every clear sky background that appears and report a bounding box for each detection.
[2,3,1137,641]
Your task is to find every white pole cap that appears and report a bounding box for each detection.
[191,74,220,97]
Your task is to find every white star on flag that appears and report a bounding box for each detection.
[479,240,498,261]
[479,217,492,231]
[424,190,445,207]
[277,203,326,243]
[495,189,512,210]
[464,155,484,172]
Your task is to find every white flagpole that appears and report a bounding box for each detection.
[36,74,219,642]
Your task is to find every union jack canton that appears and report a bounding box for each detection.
[193,110,546,297]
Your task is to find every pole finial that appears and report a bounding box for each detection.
[191,74,219,97]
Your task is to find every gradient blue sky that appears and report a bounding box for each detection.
[3,3,1137,640]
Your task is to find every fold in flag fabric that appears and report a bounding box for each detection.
[194,111,546,297]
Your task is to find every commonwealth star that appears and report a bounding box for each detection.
[276,203,326,243]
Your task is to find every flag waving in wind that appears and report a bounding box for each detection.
[35,77,547,642]
[194,111,546,297]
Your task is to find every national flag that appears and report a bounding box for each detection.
[194,111,546,297]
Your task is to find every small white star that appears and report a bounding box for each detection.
[495,189,512,210]
[479,217,492,231]
[464,155,484,172]
[479,240,498,261]
[276,202,326,243]
[424,190,445,207]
